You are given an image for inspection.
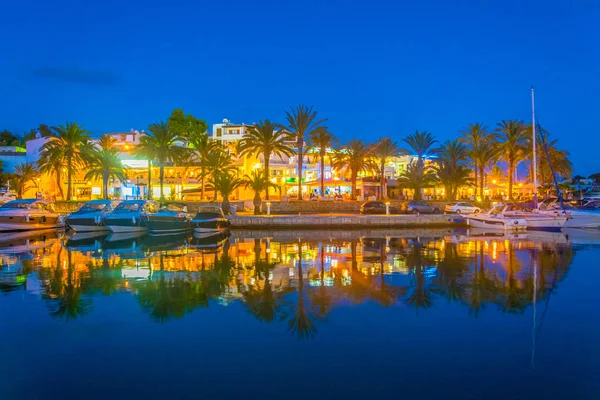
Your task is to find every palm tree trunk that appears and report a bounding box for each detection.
[320,149,326,197]
[103,174,109,200]
[160,165,165,200]
[474,162,478,188]
[265,154,271,201]
[508,159,514,200]
[297,138,303,200]
[222,196,231,215]
[200,166,205,200]
[147,161,153,200]
[479,164,485,200]
[351,170,358,200]
[55,167,64,199]
[253,192,261,215]
[67,156,72,200]
[380,159,385,200]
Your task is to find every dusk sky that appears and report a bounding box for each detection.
[1,0,599,174]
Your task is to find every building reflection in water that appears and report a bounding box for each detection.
[0,229,577,337]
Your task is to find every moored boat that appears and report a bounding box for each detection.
[191,206,231,234]
[64,200,119,232]
[0,199,64,231]
[144,203,193,235]
[103,200,159,233]
[536,198,600,229]
[466,203,528,232]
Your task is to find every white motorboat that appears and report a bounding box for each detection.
[191,206,231,234]
[536,198,600,229]
[64,200,120,232]
[466,203,528,232]
[0,199,64,231]
[500,203,568,231]
[144,202,193,235]
[103,200,159,233]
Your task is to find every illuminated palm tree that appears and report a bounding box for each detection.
[39,122,92,200]
[283,105,328,200]
[203,146,236,200]
[460,123,493,184]
[397,161,436,201]
[84,148,126,199]
[239,120,294,200]
[37,147,64,199]
[309,129,337,197]
[331,139,377,200]
[206,171,243,215]
[11,162,38,198]
[187,131,217,200]
[373,137,401,199]
[244,169,280,215]
[403,130,438,165]
[97,134,117,150]
[470,142,500,199]
[496,120,527,200]
[434,140,472,200]
[137,122,187,200]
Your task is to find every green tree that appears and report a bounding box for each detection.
[0,129,20,146]
[373,137,400,200]
[137,122,187,200]
[496,120,527,200]
[11,162,38,198]
[470,141,500,199]
[39,122,92,200]
[84,147,127,199]
[309,129,337,197]
[206,171,243,215]
[167,108,208,140]
[37,143,65,199]
[403,130,438,165]
[460,123,493,185]
[331,139,377,200]
[203,145,236,200]
[283,105,327,200]
[398,161,436,201]
[244,169,280,215]
[434,140,472,200]
[239,120,294,200]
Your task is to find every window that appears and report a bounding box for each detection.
[216,128,222,137]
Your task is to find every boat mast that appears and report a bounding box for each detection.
[531,87,538,204]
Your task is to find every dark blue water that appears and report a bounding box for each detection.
[1,228,599,399]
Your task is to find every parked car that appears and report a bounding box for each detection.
[359,201,399,215]
[444,202,481,214]
[401,200,441,214]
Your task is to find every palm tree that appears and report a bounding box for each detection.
[37,145,64,199]
[203,146,236,200]
[331,139,377,200]
[84,148,126,199]
[244,169,280,215]
[460,123,492,184]
[39,122,92,200]
[524,126,572,190]
[239,120,294,200]
[309,129,336,197]
[187,131,217,200]
[284,105,327,200]
[97,134,117,150]
[434,162,472,201]
[11,162,38,198]
[206,171,243,215]
[138,122,187,200]
[403,130,438,165]
[373,137,400,200]
[470,142,500,199]
[397,161,436,201]
[496,120,527,200]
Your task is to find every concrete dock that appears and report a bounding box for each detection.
[229,213,463,229]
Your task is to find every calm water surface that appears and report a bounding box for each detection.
[1,228,599,399]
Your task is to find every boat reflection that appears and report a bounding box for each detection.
[1,228,594,338]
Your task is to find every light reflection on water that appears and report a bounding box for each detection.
[1,228,599,399]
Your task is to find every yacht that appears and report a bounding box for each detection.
[191,206,231,234]
[144,202,193,235]
[0,199,64,231]
[467,203,568,232]
[536,198,600,229]
[103,200,159,233]
[64,200,119,232]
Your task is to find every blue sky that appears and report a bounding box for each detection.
[1,0,599,174]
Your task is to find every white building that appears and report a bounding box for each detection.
[210,119,250,143]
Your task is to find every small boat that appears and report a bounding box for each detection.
[0,199,64,232]
[103,200,159,233]
[144,202,193,235]
[191,206,231,234]
[536,198,600,229]
[466,203,528,232]
[64,200,119,232]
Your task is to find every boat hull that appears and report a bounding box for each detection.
[192,218,231,233]
[145,216,192,234]
[467,216,528,231]
[104,217,148,233]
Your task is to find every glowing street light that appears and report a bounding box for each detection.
[385,201,390,215]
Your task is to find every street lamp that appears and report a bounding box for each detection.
[266,202,271,216]
[385,201,390,215]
